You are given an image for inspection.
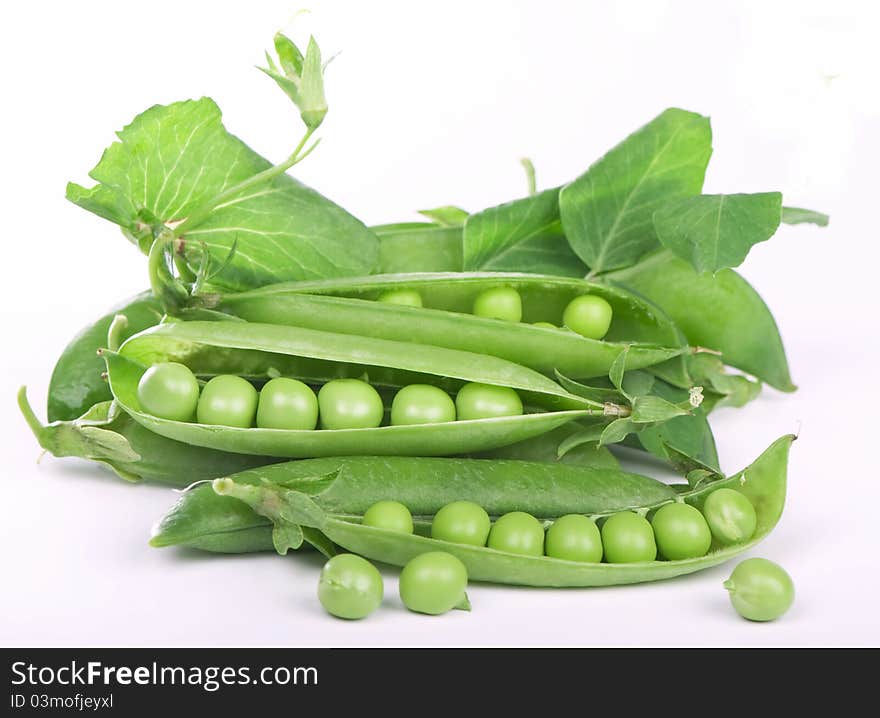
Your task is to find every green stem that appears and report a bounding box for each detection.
[17,387,51,451]
[520,158,537,196]
[172,127,317,239]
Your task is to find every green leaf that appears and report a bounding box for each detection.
[67,99,378,291]
[599,418,636,446]
[554,371,626,406]
[629,395,690,424]
[654,193,782,273]
[620,371,655,399]
[418,206,469,226]
[608,346,630,394]
[688,353,761,408]
[556,424,606,458]
[781,206,829,227]
[272,523,304,554]
[463,188,587,276]
[560,108,712,273]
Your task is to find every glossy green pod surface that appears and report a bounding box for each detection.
[216,272,685,379]
[153,455,677,552]
[216,435,793,586]
[47,291,162,421]
[106,321,595,458]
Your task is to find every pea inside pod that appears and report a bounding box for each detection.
[215,272,686,380]
[212,435,793,587]
[106,320,600,458]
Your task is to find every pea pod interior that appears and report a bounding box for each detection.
[216,272,686,379]
[107,321,594,458]
[216,435,793,587]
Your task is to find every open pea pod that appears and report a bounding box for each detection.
[151,455,676,552]
[215,435,793,587]
[214,272,685,379]
[106,321,597,458]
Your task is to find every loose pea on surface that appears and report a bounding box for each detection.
[256,377,319,430]
[702,488,758,545]
[487,511,544,557]
[362,500,414,534]
[318,554,384,620]
[544,514,603,562]
[724,558,794,622]
[472,287,522,322]
[377,289,423,307]
[651,502,712,560]
[196,375,259,428]
[390,384,456,426]
[431,501,491,546]
[399,551,470,615]
[455,382,523,421]
[563,295,613,339]
[317,379,385,430]
[601,511,657,563]
[137,362,200,422]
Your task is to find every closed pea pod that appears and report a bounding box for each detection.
[211,436,793,587]
[105,320,605,459]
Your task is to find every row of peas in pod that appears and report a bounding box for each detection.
[359,486,758,564]
[378,286,614,339]
[136,362,524,429]
[315,487,773,621]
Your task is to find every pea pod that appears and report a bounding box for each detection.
[214,272,685,379]
[151,456,678,552]
[18,388,283,484]
[214,435,793,587]
[607,251,795,391]
[47,291,162,421]
[106,321,600,458]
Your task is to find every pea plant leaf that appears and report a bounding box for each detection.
[66,98,379,292]
[463,188,588,277]
[418,206,469,226]
[559,108,712,274]
[781,206,829,227]
[653,192,782,273]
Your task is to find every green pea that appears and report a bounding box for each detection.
[317,554,384,620]
[362,500,414,534]
[317,379,384,430]
[724,558,794,622]
[472,287,522,322]
[399,552,470,615]
[455,382,523,421]
[390,384,456,426]
[601,511,657,563]
[651,502,711,560]
[196,375,258,428]
[488,511,544,556]
[137,362,200,422]
[256,377,319,430]
[544,514,603,562]
[702,488,758,545]
[431,501,491,546]
[377,289,423,307]
[563,295,613,339]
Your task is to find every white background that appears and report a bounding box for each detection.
[1,0,877,647]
